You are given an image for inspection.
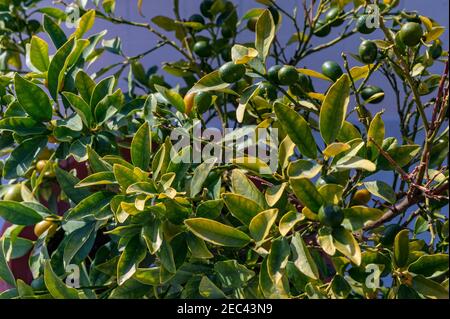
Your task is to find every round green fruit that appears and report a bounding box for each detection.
[380,224,403,246]
[399,22,423,47]
[189,14,205,25]
[247,17,258,32]
[428,42,443,59]
[194,91,213,113]
[259,82,277,100]
[359,40,378,64]
[4,184,22,201]
[278,65,299,85]
[321,60,343,82]
[314,19,331,37]
[361,85,384,104]
[318,205,344,228]
[219,62,246,83]
[193,40,213,57]
[325,7,344,27]
[356,15,376,34]
[267,65,282,84]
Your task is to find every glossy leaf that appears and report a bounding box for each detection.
[332,226,361,266]
[289,177,324,213]
[14,74,52,122]
[222,193,263,225]
[319,74,350,144]
[394,229,410,268]
[131,122,151,170]
[249,208,278,242]
[291,233,320,280]
[184,218,251,248]
[364,181,396,204]
[44,260,79,299]
[274,102,316,159]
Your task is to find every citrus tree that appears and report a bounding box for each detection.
[0,0,448,299]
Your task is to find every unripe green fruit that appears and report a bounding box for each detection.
[361,85,384,104]
[3,184,23,201]
[325,7,344,27]
[259,82,277,100]
[399,22,423,47]
[247,17,258,32]
[356,15,376,34]
[380,224,403,246]
[359,40,378,64]
[318,205,344,227]
[267,65,282,84]
[219,62,246,83]
[321,60,343,82]
[314,19,331,37]
[193,40,213,57]
[428,42,443,59]
[189,14,205,25]
[194,91,213,113]
[278,65,299,85]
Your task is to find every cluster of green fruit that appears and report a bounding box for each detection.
[189,0,236,61]
[267,65,313,98]
[314,6,345,37]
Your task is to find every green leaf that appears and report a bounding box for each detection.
[0,117,48,136]
[65,191,113,220]
[332,226,361,265]
[29,36,50,72]
[55,167,91,204]
[378,145,421,170]
[412,275,449,299]
[334,156,376,172]
[94,89,124,124]
[0,201,43,225]
[131,122,151,170]
[249,208,278,242]
[117,235,147,285]
[187,70,229,94]
[259,257,289,298]
[14,74,52,122]
[0,239,16,287]
[62,92,93,128]
[154,84,185,113]
[63,222,96,267]
[3,136,47,179]
[47,38,75,100]
[75,70,96,104]
[319,74,350,144]
[337,121,362,142]
[73,9,95,39]
[287,159,322,179]
[290,233,320,280]
[265,183,287,207]
[184,218,252,248]
[342,206,384,231]
[158,240,176,274]
[255,9,275,62]
[196,199,224,220]
[76,172,116,187]
[214,260,255,289]
[364,181,396,204]
[318,227,336,255]
[43,15,67,49]
[186,232,213,259]
[199,276,227,299]
[190,157,217,197]
[394,229,410,268]
[141,219,163,254]
[267,237,290,283]
[408,254,449,278]
[90,76,115,109]
[367,112,385,161]
[134,267,160,285]
[44,260,79,299]
[330,274,351,299]
[231,169,266,208]
[222,193,263,225]
[279,211,304,236]
[274,102,316,159]
[318,184,344,205]
[113,164,141,190]
[289,177,324,213]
